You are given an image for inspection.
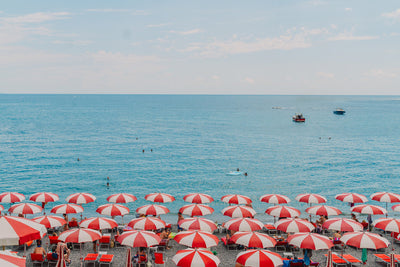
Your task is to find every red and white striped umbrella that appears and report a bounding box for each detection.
[224,218,264,232]
[183,193,214,204]
[305,205,342,216]
[351,204,387,215]
[221,205,256,218]
[136,204,169,216]
[274,218,315,233]
[287,233,333,250]
[128,217,166,231]
[174,230,219,248]
[0,216,47,245]
[0,205,3,212]
[179,204,214,217]
[260,194,291,204]
[373,218,400,233]
[107,193,137,203]
[392,204,400,212]
[58,228,102,243]
[118,230,161,247]
[0,251,26,267]
[326,250,333,267]
[96,204,130,216]
[172,248,220,267]
[371,192,400,203]
[29,192,59,203]
[56,247,66,267]
[9,203,43,215]
[0,192,25,203]
[145,193,175,203]
[66,193,96,204]
[32,215,67,229]
[295,193,327,204]
[322,218,363,232]
[265,205,301,218]
[340,232,390,249]
[179,218,217,232]
[236,249,283,267]
[125,248,132,267]
[335,193,368,203]
[79,217,118,230]
[221,194,252,205]
[231,231,277,248]
[51,204,84,214]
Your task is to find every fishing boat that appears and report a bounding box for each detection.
[333,108,346,115]
[292,113,305,122]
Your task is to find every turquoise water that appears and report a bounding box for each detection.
[1,95,400,223]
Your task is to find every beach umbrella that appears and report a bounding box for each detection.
[236,249,283,267]
[221,205,256,218]
[0,205,4,213]
[136,204,169,216]
[58,228,102,243]
[32,215,67,229]
[8,203,43,215]
[390,253,396,267]
[128,217,166,231]
[55,248,66,267]
[179,204,214,216]
[371,192,400,203]
[326,250,333,267]
[118,230,161,247]
[230,231,277,248]
[0,251,26,267]
[287,233,333,250]
[0,192,25,203]
[335,193,368,203]
[322,218,363,232]
[392,204,400,212]
[260,194,290,204]
[295,193,327,204]
[66,193,96,204]
[107,193,137,203]
[125,248,132,267]
[373,217,400,233]
[96,204,130,216]
[145,193,175,203]
[221,194,252,205]
[174,230,219,248]
[183,193,214,204]
[179,218,217,232]
[350,204,387,215]
[224,218,264,232]
[0,216,47,246]
[29,192,59,203]
[340,232,389,249]
[274,218,315,233]
[172,248,220,267]
[79,217,118,230]
[265,205,301,218]
[51,204,84,214]
[305,205,342,216]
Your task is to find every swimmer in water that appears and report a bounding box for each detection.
[142,149,145,153]
[151,149,153,152]
[77,158,80,161]
[237,168,240,171]
[244,172,248,176]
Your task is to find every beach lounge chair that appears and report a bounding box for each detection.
[324,253,346,267]
[68,220,78,228]
[49,236,59,245]
[153,252,166,266]
[338,254,362,266]
[83,253,99,267]
[332,240,344,251]
[275,240,288,252]
[221,237,237,250]
[99,235,111,250]
[46,252,58,267]
[374,254,391,266]
[30,253,45,267]
[157,238,169,251]
[264,224,278,235]
[99,254,114,267]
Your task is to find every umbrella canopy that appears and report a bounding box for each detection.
[274,218,315,233]
[371,192,400,203]
[230,231,277,248]
[340,232,390,249]
[9,203,43,215]
[174,230,219,248]
[80,217,118,230]
[118,230,161,247]
[335,193,368,203]
[326,250,333,267]
[179,218,217,232]
[96,204,130,216]
[172,248,220,267]
[29,192,59,203]
[265,205,301,218]
[128,217,166,231]
[125,248,132,267]
[373,218,400,233]
[136,204,169,216]
[107,193,137,203]
[221,194,252,205]
[392,204,400,212]
[295,193,327,204]
[0,216,47,246]
[0,251,26,267]
[224,218,264,232]
[322,218,363,232]
[183,193,214,204]
[221,205,256,218]
[236,249,283,267]
[58,228,102,243]
[0,205,3,212]
[32,215,67,229]
[66,193,96,204]
[260,194,291,204]
[350,204,387,215]
[145,193,175,203]
[179,204,214,217]
[0,192,25,203]
[287,233,333,250]
[51,204,84,214]
[305,205,342,216]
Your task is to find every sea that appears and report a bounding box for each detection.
[1,94,400,224]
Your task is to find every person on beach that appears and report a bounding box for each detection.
[351,213,359,222]
[177,212,184,231]
[63,214,69,230]
[33,240,46,258]
[56,241,71,264]
[333,231,341,240]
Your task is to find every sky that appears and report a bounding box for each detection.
[0,0,399,94]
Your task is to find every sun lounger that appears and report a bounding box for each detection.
[83,253,99,267]
[99,254,114,267]
[324,253,347,267]
[341,254,362,266]
[221,237,237,250]
[374,254,391,266]
[264,224,278,235]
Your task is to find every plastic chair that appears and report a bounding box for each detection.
[99,236,111,249]
[49,236,59,245]
[99,254,114,267]
[83,253,99,267]
[30,253,45,267]
[47,253,58,267]
[154,252,166,266]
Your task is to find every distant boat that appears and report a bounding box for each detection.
[226,171,243,176]
[292,113,305,122]
[333,108,346,115]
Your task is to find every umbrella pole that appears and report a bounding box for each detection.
[24,243,26,257]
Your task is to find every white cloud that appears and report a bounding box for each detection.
[328,32,378,41]
[52,40,92,46]
[365,69,397,78]
[147,23,169,28]
[382,9,400,21]
[169,29,203,35]
[86,9,130,13]
[0,12,71,24]
[330,24,337,29]
[317,72,335,78]
[345,8,352,12]
[241,77,255,84]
